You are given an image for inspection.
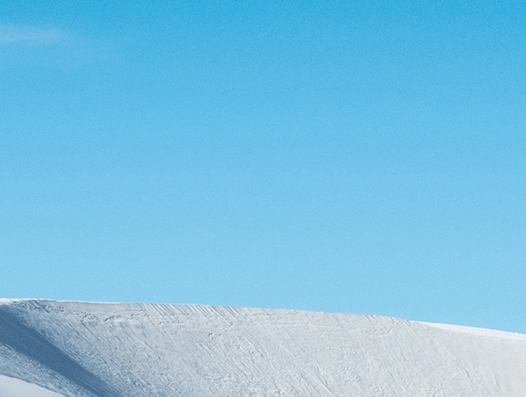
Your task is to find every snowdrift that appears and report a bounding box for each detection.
[0,299,525,396]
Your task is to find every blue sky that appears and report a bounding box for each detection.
[1,1,525,333]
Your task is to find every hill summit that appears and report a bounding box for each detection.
[1,299,525,396]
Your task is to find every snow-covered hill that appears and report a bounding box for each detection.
[0,299,525,397]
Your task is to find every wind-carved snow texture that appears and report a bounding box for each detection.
[1,300,526,397]
[0,306,119,397]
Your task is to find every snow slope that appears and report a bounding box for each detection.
[0,375,67,397]
[0,300,525,397]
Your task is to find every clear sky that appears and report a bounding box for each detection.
[1,1,525,333]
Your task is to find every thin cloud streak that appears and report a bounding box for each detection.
[0,25,65,45]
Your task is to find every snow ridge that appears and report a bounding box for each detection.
[1,299,525,397]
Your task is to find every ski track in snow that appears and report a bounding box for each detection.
[0,299,525,397]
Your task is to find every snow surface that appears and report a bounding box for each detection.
[0,375,67,397]
[1,299,525,397]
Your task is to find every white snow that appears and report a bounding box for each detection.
[1,299,525,397]
[0,375,67,397]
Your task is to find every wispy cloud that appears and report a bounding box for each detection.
[0,25,65,46]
